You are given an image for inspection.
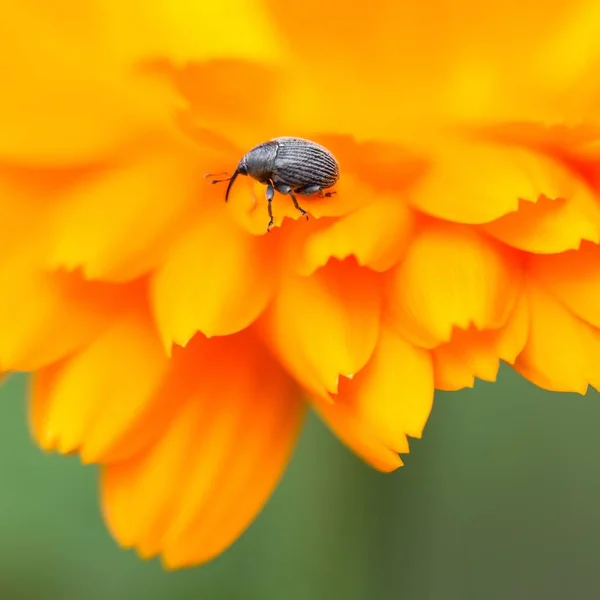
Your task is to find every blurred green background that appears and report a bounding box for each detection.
[1,366,599,600]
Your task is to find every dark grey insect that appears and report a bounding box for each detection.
[207,136,340,232]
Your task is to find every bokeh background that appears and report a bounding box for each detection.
[0,367,599,599]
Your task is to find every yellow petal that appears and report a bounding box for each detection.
[164,60,281,153]
[0,3,175,164]
[336,326,434,449]
[432,291,529,391]
[100,332,304,568]
[152,203,276,346]
[31,311,170,461]
[528,243,600,327]
[0,262,124,371]
[409,141,576,224]
[493,289,530,365]
[45,146,201,282]
[387,223,521,348]
[310,134,428,195]
[481,186,600,253]
[133,0,288,65]
[514,280,600,393]
[261,258,381,396]
[432,344,476,392]
[224,171,364,238]
[268,0,577,137]
[529,1,600,121]
[315,400,404,473]
[296,193,415,276]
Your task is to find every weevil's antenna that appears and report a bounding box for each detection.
[204,169,240,203]
[204,171,229,183]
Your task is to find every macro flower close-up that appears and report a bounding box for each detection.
[3,0,600,575]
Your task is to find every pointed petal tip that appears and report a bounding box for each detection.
[161,550,213,571]
[382,455,404,472]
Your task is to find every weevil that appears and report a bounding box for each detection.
[207,136,340,232]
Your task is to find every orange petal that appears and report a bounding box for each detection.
[0,262,126,371]
[336,326,434,451]
[528,1,600,122]
[314,400,404,473]
[268,0,577,137]
[0,169,53,257]
[432,343,476,392]
[225,171,366,238]
[432,293,529,391]
[481,183,600,253]
[261,258,381,397]
[151,203,276,346]
[164,60,281,153]
[296,193,415,276]
[313,135,428,195]
[45,146,201,282]
[528,242,600,327]
[30,311,170,462]
[386,223,521,348]
[409,142,576,224]
[0,2,176,165]
[514,280,600,393]
[100,332,304,568]
[132,0,288,65]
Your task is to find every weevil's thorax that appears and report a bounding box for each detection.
[243,141,278,184]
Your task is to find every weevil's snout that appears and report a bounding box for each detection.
[224,168,241,202]
[205,161,247,202]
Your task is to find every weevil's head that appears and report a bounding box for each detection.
[242,141,278,183]
[223,156,248,202]
[223,141,278,202]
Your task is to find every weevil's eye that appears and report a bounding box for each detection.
[237,160,248,175]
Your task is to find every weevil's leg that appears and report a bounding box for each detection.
[266,182,275,232]
[294,184,321,196]
[272,181,308,222]
[295,184,337,198]
[289,191,309,220]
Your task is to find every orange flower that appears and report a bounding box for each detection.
[3,0,600,567]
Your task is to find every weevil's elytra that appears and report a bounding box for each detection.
[207,136,340,232]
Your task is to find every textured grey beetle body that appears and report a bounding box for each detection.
[209,136,340,232]
[269,136,340,191]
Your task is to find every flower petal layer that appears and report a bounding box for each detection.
[514,280,600,393]
[45,147,202,282]
[31,310,170,462]
[100,332,303,568]
[135,0,287,65]
[261,258,381,397]
[336,325,434,450]
[409,142,575,224]
[152,203,276,346]
[387,223,521,348]
[315,400,404,473]
[266,0,577,136]
[432,292,529,391]
[0,263,125,371]
[296,194,415,276]
[0,2,176,164]
[481,184,600,253]
[528,243,600,327]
